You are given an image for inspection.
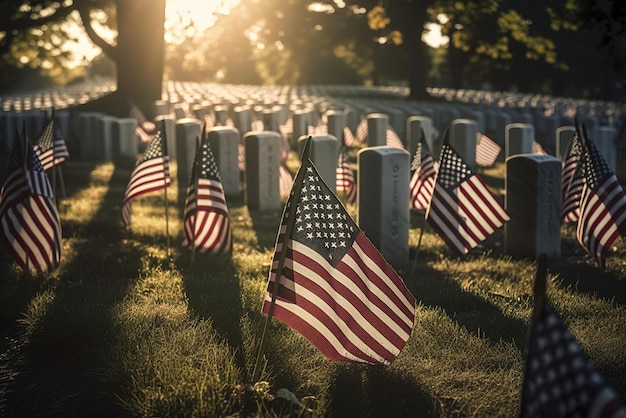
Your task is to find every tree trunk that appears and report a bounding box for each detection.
[116,0,165,116]
[392,0,430,100]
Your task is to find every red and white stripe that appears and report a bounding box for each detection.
[475,133,501,167]
[182,178,231,253]
[264,230,415,365]
[121,156,170,226]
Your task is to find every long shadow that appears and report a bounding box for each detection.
[177,251,246,370]
[330,364,437,418]
[0,159,143,417]
[406,257,530,346]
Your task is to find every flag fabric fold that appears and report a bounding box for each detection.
[263,155,415,365]
[33,110,70,171]
[426,142,509,256]
[0,134,61,272]
[575,138,626,268]
[181,137,231,254]
[409,137,437,211]
[475,133,501,167]
[121,130,171,226]
[521,302,625,417]
[561,132,585,222]
[336,150,356,204]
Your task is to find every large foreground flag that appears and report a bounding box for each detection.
[561,132,585,222]
[576,138,626,268]
[409,136,437,211]
[0,134,61,272]
[521,302,625,417]
[33,110,70,171]
[426,142,509,256]
[121,130,171,226]
[336,150,356,204]
[263,151,416,365]
[182,137,231,254]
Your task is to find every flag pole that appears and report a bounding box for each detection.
[191,136,201,265]
[409,222,426,278]
[531,254,548,323]
[161,124,171,259]
[252,136,313,383]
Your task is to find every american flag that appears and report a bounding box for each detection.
[263,157,415,364]
[386,127,405,150]
[307,124,328,136]
[33,110,69,171]
[426,142,509,256]
[181,138,231,254]
[576,138,626,268]
[121,130,171,226]
[409,136,437,211]
[521,302,625,417]
[343,126,357,148]
[279,163,293,200]
[475,133,501,167]
[0,135,61,272]
[130,102,156,133]
[533,140,548,155]
[336,150,356,204]
[355,119,367,143]
[561,133,585,222]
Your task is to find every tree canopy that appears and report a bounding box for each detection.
[0,0,624,103]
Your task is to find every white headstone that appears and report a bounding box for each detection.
[244,132,282,212]
[297,135,338,192]
[555,126,575,159]
[505,123,534,158]
[505,154,561,259]
[207,126,242,197]
[327,110,346,152]
[406,116,433,158]
[366,113,388,147]
[593,126,617,172]
[155,115,177,160]
[115,118,139,159]
[449,119,478,171]
[357,146,410,272]
[175,118,202,192]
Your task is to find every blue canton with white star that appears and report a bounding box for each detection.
[290,164,358,266]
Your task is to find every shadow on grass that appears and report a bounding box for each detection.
[0,159,142,417]
[177,251,246,368]
[550,258,626,305]
[330,364,437,418]
[407,255,529,346]
[248,208,284,251]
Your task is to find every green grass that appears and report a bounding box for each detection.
[1,157,625,417]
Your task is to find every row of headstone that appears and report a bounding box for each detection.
[1,81,622,274]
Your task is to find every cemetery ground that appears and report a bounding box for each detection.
[1,152,626,417]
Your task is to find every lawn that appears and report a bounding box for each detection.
[1,152,625,417]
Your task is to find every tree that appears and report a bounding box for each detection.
[0,0,165,116]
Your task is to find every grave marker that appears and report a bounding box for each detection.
[449,119,478,171]
[207,126,241,197]
[366,113,388,147]
[297,135,338,192]
[357,146,410,272]
[175,118,202,192]
[244,132,282,212]
[505,154,561,259]
[505,123,534,158]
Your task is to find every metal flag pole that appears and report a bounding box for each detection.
[409,222,426,278]
[251,136,313,384]
[190,136,202,265]
[531,255,548,323]
[161,124,171,259]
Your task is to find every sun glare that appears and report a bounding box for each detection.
[165,0,240,32]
